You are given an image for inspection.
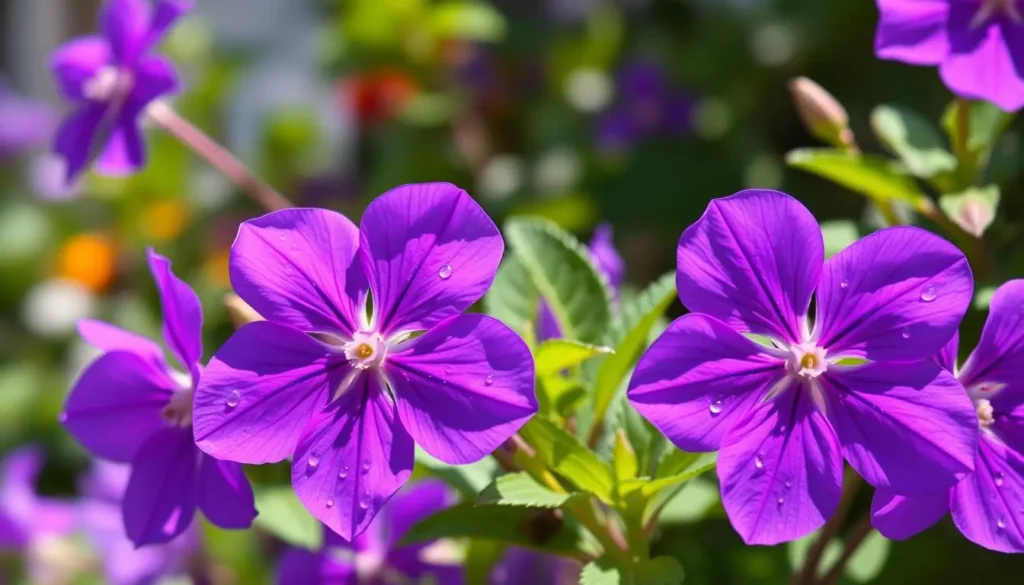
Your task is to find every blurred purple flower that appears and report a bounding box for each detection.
[62,248,257,547]
[79,461,197,585]
[192,183,538,541]
[875,0,1024,111]
[29,154,82,202]
[0,446,75,550]
[595,62,694,152]
[628,189,978,545]
[537,223,625,342]
[872,280,1024,552]
[278,480,462,585]
[0,79,55,160]
[490,547,580,585]
[49,0,191,184]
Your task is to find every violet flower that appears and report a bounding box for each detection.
[536,223,625,342]
[61,249,257,547]
[0,79,56,160]
[490,547,580,585]
[596,62,693,152]
[627,189,978,545]
[875,0,1024,112]
[193,183,538,541]
[872,280,1024,552]
[50,0,190,183]
[79,461,198,585]
[278,480,462,585]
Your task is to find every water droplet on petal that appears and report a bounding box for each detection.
[359,491,370,509]
[362,460,371,474]
[444,367,451,375]
[777,497,784,506]
[754,454,764,470]
[995,472,1005,487]
[225,390,241,408]
[902,328,911,339]
[279,235,286,242]
[326,499,334,508]
[840,279,849,289]
[998,518,1007,530]
[438,264,453,280]
[920,286,937,302]
[709,400,723,415]
[485,375,494,386]
[307,454,321,471]
[784,481,792,489]
[339,467,349,479]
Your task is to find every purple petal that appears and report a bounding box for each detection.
[588,223,625,292]
[94,120,144,176]
[63,350,175,462]
[389,314,537,464]
[627,314,787,452]
[873,0,951,65]
[935,330,960,374]
[595,110,640,152]
[390,555,465,585]
[717,387,843,545]
[491,547,580,585]
[277,548,356,585]
[125,54,179,113]
[53,104,107,183]
[676,189,822,344]
[291,375,414,542]
[147,248,202,377]
[139,0,193,55]
[951,438,1024,552]
[535,301,562,343]
[823,361,977,493]
[231,208,366,337]
[77,319,165,364]
[193,321,342,464]
[940,13,1024,112]
[870,489,948,540]
[961,280,1024,399]
[101,0,150,64]
[383,479,454,549]
[816,226,972,362]
[197,455,256,530]
[50,36,111,101]
[0,448,44,546]
[358,183,503,335]
[123,427,199,546]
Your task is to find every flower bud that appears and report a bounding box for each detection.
[939,186,1000,238]
[224,293,263,328]
[789,77,855,149]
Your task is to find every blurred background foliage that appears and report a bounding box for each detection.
[1,0,1023,583]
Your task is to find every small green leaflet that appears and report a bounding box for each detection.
[477,472,578,508]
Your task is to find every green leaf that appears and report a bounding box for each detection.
[591,272,676,435]
[655,480,720,524]
[519,418,616,502]
[478,472,577,508]
[820,220,860,259]
[429,2,507,42]
[252,486,322,549]
[943,99,1014,156]
[401,502,586,555]
[484,254,539,343]
[846,531,890,582]
[504,217,613,345]
[621,451,717,500]
[786,148,926,206]
[536,339,613,377]
[580,557,623,585]
[415,447,498,497]
[634,556,685,585]
[975,285,998,311]
[616,396,666,478]
[871,104,956,178]
[938,185,1000,238]
[465,539,507,585]
[612,430,639,482]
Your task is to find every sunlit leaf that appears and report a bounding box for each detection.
[786,148,926,206]
[478,472,579,508]
[519,418,616,503]
[252,485,322,549]
[871,104,956,178]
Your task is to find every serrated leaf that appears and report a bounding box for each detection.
[519,418,616,503]
[478,472,577,508]
[591,272,676,436]
[429,2,507,42]
[252,485,322,549]
[635,556,685,585]
[846,530,890,582]
[580,557,623,585]
[871,104,956,178]
[484,254,538,342]
[786,148,926,206]
[536,339,613,377]
[504,217,613,345]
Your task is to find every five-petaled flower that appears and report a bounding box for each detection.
[872,279,1024,552]
[278,480,463,585]
[192,182,538,541]
[62,248,257,547]
[627,189,979,545]
[50,0,190,184]
[875,0,1024,112]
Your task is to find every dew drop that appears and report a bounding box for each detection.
[840,279,849,289]
[339,467,349,479]
[998,518,1007,530]
[225,389,241,409]
[777,497,784,506]
[326,499,334,508]
[784,481,792,489]
[920,286,937,302]
[754,454,765,470]
[995,472,1005,487]
[279,235,286,242]
[485,375,494,386]
[359,491,370,509]
[307,454,321,471]
[901,328,911,339]
[438,264,453,280]
[444,367,451,375]
[709,400,724,415]
[362,460,371,474]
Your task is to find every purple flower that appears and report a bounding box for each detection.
[192,183,538,541]
[489,547,580,585]
[627,189,979,545]
[277,480,463,585]
[50,0,190,183]
[61,248,257,547]
[537,223,625,342]
[0,79,56,160]
[595,62,693,152]
[872,280,1024,552]
[0,446,75,551]
[875,0,1024,112]
[79,461,197,585]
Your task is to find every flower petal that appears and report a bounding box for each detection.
[126,54,180,112]
[718,387,843,545]
[196,455,256,530]
[588,223,625,291]
[291,375,414,542]
[961,280,1024,399]
[389,314,537,464]
[62,350,175,462]
[935,330,960,374]
[816,226,972,362]
[824,361,977,493]
[140,0,193,55]
[951,438,1024,552]
[50,36,111,101]
[94,119,144,176]
[147,248,203,378]
[0,448,44,546]
[123,427,199,546]
[359,183,503,335]
[77,318,164,363]
[627,314,787,452]
[53,104,107,183]
[101,0,150,63]
[874,0,951,65]
[870,489,948,540]
[193,321,343,464]
[940,14,1024,113]
[231,208,366,337]
[277,548,356,585]
[383,479,455,549]
[676,189,822,344]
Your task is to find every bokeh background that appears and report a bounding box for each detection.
[2,0,1023,583]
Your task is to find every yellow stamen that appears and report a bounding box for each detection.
[800,353,818,370]
[356,343,374,359]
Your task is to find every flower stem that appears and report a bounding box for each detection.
[147,101,291,212]
[794,471,862,585]
[818,517,874,585]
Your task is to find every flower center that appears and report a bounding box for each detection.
[83,66,135,103]
[974,0,1023,28]
[967,381,1006,428]
[786,342,828,379]
[344,331,387,370]
[162,387,194,428]
[976,398,996,428]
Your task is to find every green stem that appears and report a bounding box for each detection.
[817,517,874,585]
[952,98,976,189]
[794,472,862,585]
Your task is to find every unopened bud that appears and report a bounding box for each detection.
[224,293,263,328]
[939,186,1000,238]
[789,77,855,149]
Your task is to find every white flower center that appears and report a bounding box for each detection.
[967,381,1006,429]
[976,398,996,428]
[974,0,1023,27]
[786,342,828,380]
[344,330,388,370]
[162,371,194,428]
[83,66,135,102]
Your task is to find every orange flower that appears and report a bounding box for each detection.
[142,199,189,242]
[56,233,117,293]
